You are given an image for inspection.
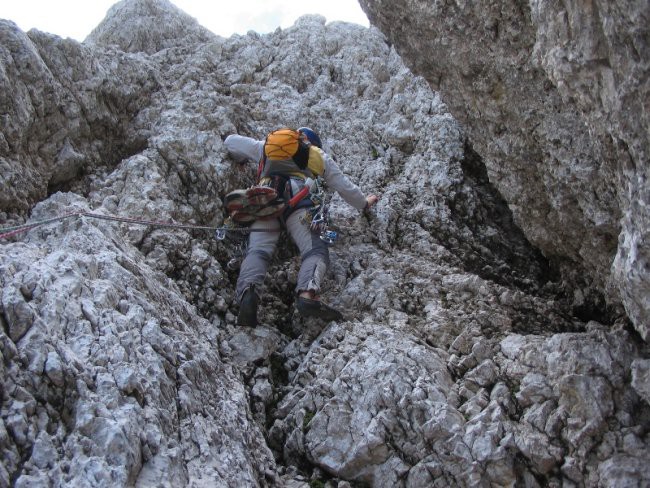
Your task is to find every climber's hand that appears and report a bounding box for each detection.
[365,195,379,208]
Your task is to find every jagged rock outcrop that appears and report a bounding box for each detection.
[359,0,650,340]
[0,22,157,220]
[85,0,215,54]
[1,0,649,487]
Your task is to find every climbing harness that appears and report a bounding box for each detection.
[216,177,339,268]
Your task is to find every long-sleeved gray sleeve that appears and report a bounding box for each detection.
[322,154,367,211]
[224,134,264,164]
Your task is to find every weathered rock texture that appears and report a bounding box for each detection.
[359,0,650,340]
[1,0,649,487]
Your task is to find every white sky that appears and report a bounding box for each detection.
[0,0,370,41]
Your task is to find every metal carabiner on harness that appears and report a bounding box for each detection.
[309,212,327,233]
[320,230,338,244]
[214,218,249,269]
[227,257,241,270]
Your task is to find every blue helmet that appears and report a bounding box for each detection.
[298,127,322,148]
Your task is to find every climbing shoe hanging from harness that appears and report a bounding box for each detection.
[224,186,286,223]
[224,176,318,224]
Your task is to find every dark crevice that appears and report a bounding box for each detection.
[448,141,557,293]
[545,255,622,326]
[0,309,9,337]
[46,165,87,196]
[571,294,619,325]
[448,141,620,328]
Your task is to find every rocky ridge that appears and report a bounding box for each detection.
[1,0,649,487]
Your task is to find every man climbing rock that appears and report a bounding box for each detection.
[224,127,379,326]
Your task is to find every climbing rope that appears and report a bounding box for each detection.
[0,211,278,241]
[0,208,342,271]
[1,178,343,245]
[0,213,81,240]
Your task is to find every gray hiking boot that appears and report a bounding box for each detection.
[296,296,343,321]
[238,287,258,327]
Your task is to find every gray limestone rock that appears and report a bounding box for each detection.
[359,0,650,340]
[1,0,649,487]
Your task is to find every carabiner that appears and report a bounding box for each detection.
[309,212,326,233]
[320,230,338,245]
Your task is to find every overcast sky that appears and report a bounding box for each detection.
[0,0,370,41]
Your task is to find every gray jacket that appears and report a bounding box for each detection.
[224,134,368,211]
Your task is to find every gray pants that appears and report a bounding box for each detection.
[235,209,329,302]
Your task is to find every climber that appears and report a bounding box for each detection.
[224,127,379,326]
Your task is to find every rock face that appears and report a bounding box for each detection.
[86,0,215,54]
[359,0,650,340]
[1,0,649,487]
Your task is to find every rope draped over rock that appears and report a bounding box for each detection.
[0,211,279,240]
